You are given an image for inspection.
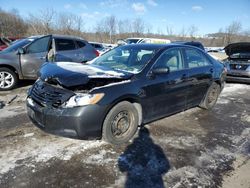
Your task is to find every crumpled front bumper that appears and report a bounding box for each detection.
[26,97,107,140]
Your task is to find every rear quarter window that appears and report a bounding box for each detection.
[185,48,211,68]
[55,39,76,51]
[76,40,86,48]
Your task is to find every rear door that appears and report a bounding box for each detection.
[142,48,190,122]
[54,38,78,62]
[20,36,51,78]
[184,48,214,108]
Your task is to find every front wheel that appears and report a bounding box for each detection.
[0,68,18,91]
[102,101,139,145]
[199,82,221,110]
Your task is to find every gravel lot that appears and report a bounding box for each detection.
[0,82,249,188]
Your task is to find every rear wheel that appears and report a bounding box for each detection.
[200,82,221,110]
[0,68,18,91]
[102,101,139,145]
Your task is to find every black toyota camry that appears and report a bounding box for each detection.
[27,43,226,144]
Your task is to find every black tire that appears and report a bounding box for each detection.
[102,101,139,145]
[0,68,18,91]
[199,82,221,110]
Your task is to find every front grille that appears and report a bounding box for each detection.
[229,64,249,70]
[30,80,74,107]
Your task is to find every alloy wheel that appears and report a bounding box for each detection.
[0,71,14,89]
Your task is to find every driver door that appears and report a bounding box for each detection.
[141,48,190,122]
[20,36,51,79]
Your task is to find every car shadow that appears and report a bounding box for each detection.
[118,127,170,188]
[17,80,35,88]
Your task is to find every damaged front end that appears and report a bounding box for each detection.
[29,62,132,108]
[26,61,133,139]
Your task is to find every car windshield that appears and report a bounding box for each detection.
[2,38,35,53]
[230,52,250,59]
[91,45,159,74]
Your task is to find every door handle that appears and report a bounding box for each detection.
[39,56,46,60]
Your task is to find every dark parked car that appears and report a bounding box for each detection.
[27,44,226,144]
[0,35,98,90]
[224,42,250,83]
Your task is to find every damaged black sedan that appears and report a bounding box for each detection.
[27,44,226,144]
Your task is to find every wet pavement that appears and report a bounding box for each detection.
[0,83,249,188]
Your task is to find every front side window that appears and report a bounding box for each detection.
[55,39,76,51]
[27,36,50,53]
[185,48,210,68]
[91,45,158,73]
[154,48,184,71]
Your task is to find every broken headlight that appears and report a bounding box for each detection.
[63,93,104,108]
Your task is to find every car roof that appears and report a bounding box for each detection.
[123,43,200,49]
[172,41,205,50]
[51,34,85,41]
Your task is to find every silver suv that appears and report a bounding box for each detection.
[0,35,98,90]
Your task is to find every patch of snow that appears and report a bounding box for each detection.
[23,133,34,138]
[84,149,113,164]
[221,84,248,97]
[56,62,125,77]
[217,98,230,104]
[0,106,25,119]
[157,135,201,149]
[0,136,105,175]
[241,113,250,123]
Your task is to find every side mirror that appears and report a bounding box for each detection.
[152,66,170,75]
[17,48,25,54]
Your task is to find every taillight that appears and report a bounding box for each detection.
[94,50,99,57]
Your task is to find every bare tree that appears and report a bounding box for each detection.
[179,26,187,39]
[27,8,56,35]
[0,8,27,37]
[225,21,242,45]
[105,15,117,43]
[132,18,145,36]
[166,25,174,36]
[188,25,198,38]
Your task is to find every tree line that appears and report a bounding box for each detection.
[0,7,250,47]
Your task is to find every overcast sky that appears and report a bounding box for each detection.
[1,0,249,35]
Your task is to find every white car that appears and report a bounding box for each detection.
[117,38,171,45]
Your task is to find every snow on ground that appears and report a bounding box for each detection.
[0,83,249,187]
[0,130,105,175]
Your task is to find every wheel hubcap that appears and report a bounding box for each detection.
[111,111,131,138]
[0,72,14,89]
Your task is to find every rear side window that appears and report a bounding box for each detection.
[55,39,76,51]
[27,36,50,53]
[76,40,86,48]
[185,48,210,68]
[154,48,184,71]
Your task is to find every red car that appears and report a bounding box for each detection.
[0,37,20,51]
[0,37,10,51]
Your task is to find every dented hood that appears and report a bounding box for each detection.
[39,62,133,88]
[225,42,250,56]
